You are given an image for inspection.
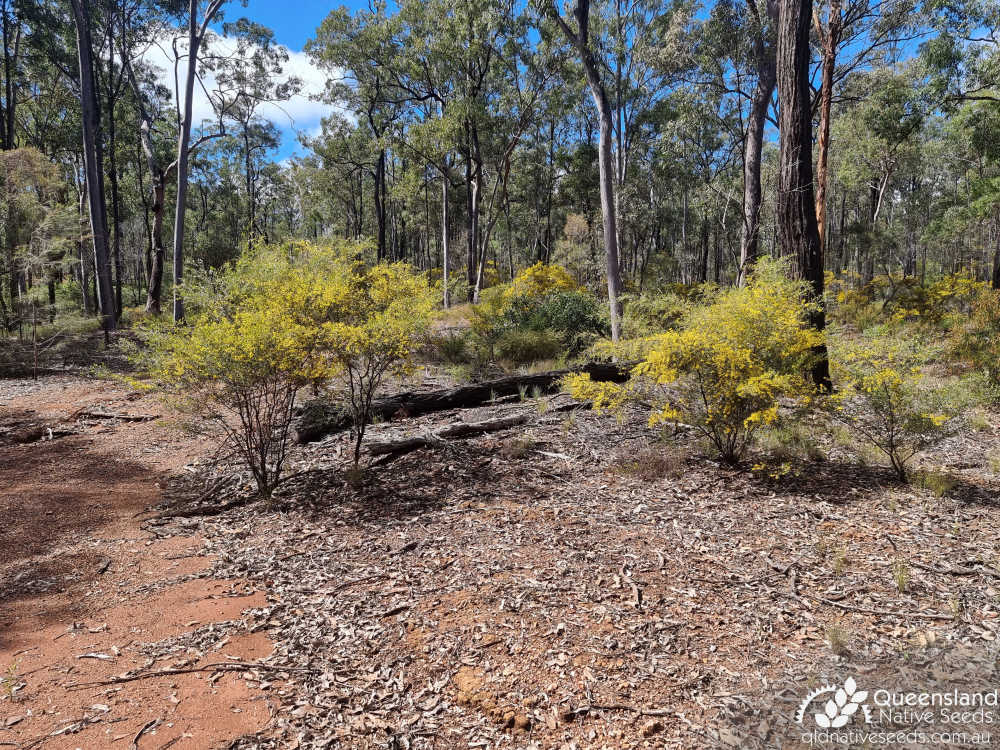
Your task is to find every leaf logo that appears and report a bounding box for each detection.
[796,677,871,728]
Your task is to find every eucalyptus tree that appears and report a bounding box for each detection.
[69,0,116,334]
[214,19,300,242]
[776,0,829,388]
[811,0,920,251]
[543,0,625,339]
[170,0,228,321]
[308,2,404,260]
[697,0,778,283]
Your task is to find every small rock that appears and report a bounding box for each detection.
[641,719,664,737]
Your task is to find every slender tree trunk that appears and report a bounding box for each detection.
[70,0,116,335]
[777,0,830,389]
[813,0,842,253]
[738,0,777,286]
[442,169,450,308]
[375,148,387,260]
[171,0,224,320]
[552,0,623,341]
[146,177,166,313]
[992,224,1000,290]
[593,92,624,340]
[1,1,19,151]
[107,93,123,317]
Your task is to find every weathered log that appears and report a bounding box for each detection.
[294,361,633,444]
[366,414,529,457]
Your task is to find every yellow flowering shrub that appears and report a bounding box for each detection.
[826,331,975,480]
[139,241,436,496]
[502,262,577,302]
[567,259,822,462]
[950,288,1000,389]
[470,263,605,364]
[829,271,988,330]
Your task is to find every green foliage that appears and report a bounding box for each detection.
[470,263,607,364]
[499,289,608,354]
[620,291,689,338]
[425,329,470,364]
[137,241,436,496]
[826,330,980,481]
[950,288,1000,389]
[495,328,564,365]
[568,259,822,463]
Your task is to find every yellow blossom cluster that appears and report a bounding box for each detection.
[568,259,822,462]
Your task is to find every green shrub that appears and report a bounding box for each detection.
[499,289,608,354]
[470,272,607,363]
[495,328,563,365]
[951,288,1000,389]
[425,329,470,364]
[620,291,689,338]
[568,259,822,463]
[826,330,982,480]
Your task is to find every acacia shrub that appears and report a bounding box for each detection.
[139,241,435,496]
[826,331,979,481]
[471,263,607,364]
[829,271,987,331]
[950,288,1000,390]
[567,259,822,463]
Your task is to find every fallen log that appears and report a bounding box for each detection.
[294,360,633,444]
[71,409,159,422]
[366,414,529,457]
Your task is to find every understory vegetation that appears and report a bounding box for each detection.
[113,245,999,498]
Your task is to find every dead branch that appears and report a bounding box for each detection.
[366,414,529,457]
[294,361,633,443]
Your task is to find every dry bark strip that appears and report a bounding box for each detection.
[293,361,633,443]
[71,409,159,422]
[366,414,529,457]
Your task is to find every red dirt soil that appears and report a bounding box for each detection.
[0,376,274,749]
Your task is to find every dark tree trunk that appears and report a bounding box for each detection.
[993,227,1000,290]
[375,148,387,260]
[107,95,123,317]
[814,0,842,253]
[441,168,450,307]
[777,0,830,389]
[1,0,19,151]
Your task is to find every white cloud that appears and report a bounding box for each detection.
[137,30,343,147]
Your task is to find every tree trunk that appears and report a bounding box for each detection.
[441,169,450,307]
[171,0,224,320]
[992,224,1000,290]
[106,95,123,317]
[70,0,116,335]
[375,148,387,260]
[1,0,19,151]
[777,0,830,389]
[814,0,842,253]
[146,177,166,313]
[552,0,623,341]
[738,0,777,286]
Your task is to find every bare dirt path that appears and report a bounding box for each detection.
[0,376,273,750]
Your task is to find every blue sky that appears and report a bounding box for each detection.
[141,1,364,161]
[242,0,357,159]
[240,0,352,51]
